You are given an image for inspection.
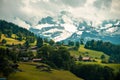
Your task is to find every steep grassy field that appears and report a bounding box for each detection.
[80,45,109,59]
[70,45,109,62]
[77,62,120,73]
[8,62,83,80]
[0,34,25,45]
[102,63,120,72]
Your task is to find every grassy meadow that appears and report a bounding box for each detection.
[8,62,83,80]
[0,34,25,45]
[76,61,120,73]
[70,45,109,62]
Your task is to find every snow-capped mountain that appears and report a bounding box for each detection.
[29,11,120,44]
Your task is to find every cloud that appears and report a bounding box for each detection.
[0,0,120,27]
[0,0,23,17]
[110,0,120,18]
[12,17,30,30]
[57,0,87,7]
[93,0,112,10]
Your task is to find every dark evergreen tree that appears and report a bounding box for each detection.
[80,38,84,45]
[49,39,55,46]
[7,30,12,38]
[26,36,35,43]
[79,55,82,61]
[24,40,30,48]
[101,55,105,59]
[36,37,43,48]
[56,41,62,46]
[0,31,2,39]
[44,38,49,43]
[75,41,80,48]
[68,40,74,46]
[2,39,7,44]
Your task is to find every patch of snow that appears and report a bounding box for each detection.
[80,26,85,30]
[105,24,112,28]
[61,23,77,33]
[76,31,83,35]
[115,21,120,25]
[62,15,73,24]
[53,30,72,42]
[86,31,91,33]
[100,23,112,29]
[106,27,117,33]
[34,23,55,30]
[43,28,62,34]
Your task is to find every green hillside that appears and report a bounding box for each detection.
[77,62,120,73]
[8,62,83,80]
[0,20,119,80]
[0,34,25,45]
[70,45,109,62]
[0,20,35,45]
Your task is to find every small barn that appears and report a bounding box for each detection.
[82,57,91,61]
[32,58,42,62]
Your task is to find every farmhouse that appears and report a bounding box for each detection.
[82,57,91,61]
[33,58,42,62]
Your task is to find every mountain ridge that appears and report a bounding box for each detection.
[29,11,120,44]
[0,11,120,44]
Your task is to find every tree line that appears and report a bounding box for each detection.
[70,63,120,80]
[85,40,120,63]
[0,48,19,77]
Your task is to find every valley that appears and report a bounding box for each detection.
[1,0,120,80]
[0,18,120,80]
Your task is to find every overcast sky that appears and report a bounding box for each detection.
[0,0,120,27]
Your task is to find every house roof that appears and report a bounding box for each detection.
[33,58,42,61]
[82,57,90,60]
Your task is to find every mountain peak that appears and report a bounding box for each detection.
[28,11,120,44]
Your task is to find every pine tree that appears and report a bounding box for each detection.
[2,39,7,44]
[49,39,55,46]
[0,31,2,39]
[36,37,43,48]
[24,40,30,48]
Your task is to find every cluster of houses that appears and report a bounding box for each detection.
[21,56,91,62]
[21,57,42,62]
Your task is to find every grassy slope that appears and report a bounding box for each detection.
[0,34,25,45]
[102,63,120,72]
[8,62,82,80]
[70,45,109,62]
[77,62,120,73]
